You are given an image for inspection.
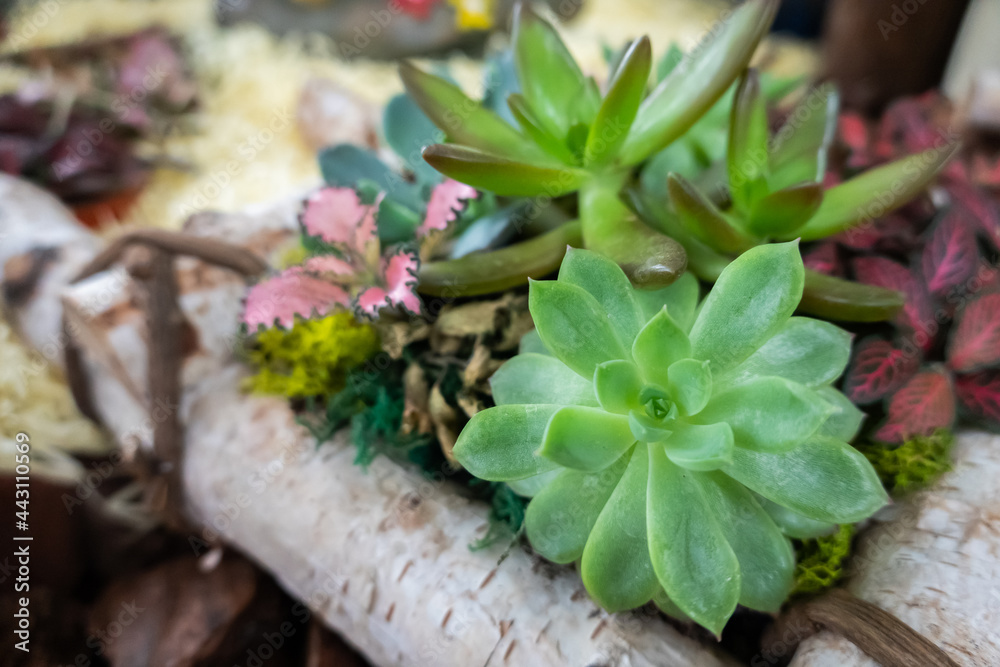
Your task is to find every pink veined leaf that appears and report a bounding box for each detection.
[954,371,1000,427]
[838,113,870,168]
[853,256,937,350]
[921,206,980,296]
[948,181,1000,252]
[874,369,956,443]
[242,264,350,330]
[842,337,921,405]
[301,186,379,254]
[354,251,422,318]
[418,179,478,237]
[947,293,1000,372]
[802,241,842,277]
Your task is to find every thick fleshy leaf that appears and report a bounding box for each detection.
[594,360,643,415]
[506,93,576,163]
[621,0,779,165]
[724,435,888,524]
[530,279,628,378]
[728,69,770,213]
[696,378,832,452]
[491,354,597,407]
[663,422,733,471]
[652,589,692,623]
[793,145,958,241]
[955,371,1000,426]
[922,206,980,296]
[452,404,561,481]
[690,242,804,373]
[842,337,920,405]
[632,272,699,330]
[768,83,838,189]
[746,182,823,238]
[539,407,635,472]
[507,469,560,498]
[418,180,477,237]
[666,359,712,416]
[519,329,551,356]
[512,3,598,138]
[698,473,794,611]
[874,370,956,443]
[525,455,628,563]
[383,93,444,184]
[948,293,1000,373]
[582,444,659,611]
[301,187,378,253]
[648,445,740,636]
[668,173,753,254]
[632,308,691,388]
[585,36,651,165]
[815,386,864,442]
[422,143,586,197]
[559,247,644,348]
[799,269,904,323]
[853,256,935,348]
[717,317,852,389]
[629,410,674,444]
[243,263,350,330]
[755,495,836,540]
[583,210,689,289]
[398,61,548,163]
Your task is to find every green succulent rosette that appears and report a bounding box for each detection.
[453,242,888,635]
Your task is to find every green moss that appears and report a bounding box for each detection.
[792,524,855,596]
[246,311,380,399]
[858,430,953,497]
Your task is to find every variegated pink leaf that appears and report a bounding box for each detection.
[947,293,1000,373]
[802,241,842,277]
[854,256,937,350]
[243,265,350,330]
[354,251,421,318]
[921,206,980,296]
[842,337,921,405]
[874,369,956,443]
[955,371,1000,427]
[355,286,389,318]
[418,179,477,237]
[301,186,379,253]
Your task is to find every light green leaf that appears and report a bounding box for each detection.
[668,173,754,255]
[647,445,741,636]
[663,422,733,471]
[717,317,852,389]
[816,385,865,442]
[728,69,770,214]
[582,443,659,610]
[629,410,673,443]
[652,588,693,623]
[621,0,779,165]
[507,93,577,164]
[724,435,889,524]
[525,454,628,562]
[519,329,551,356]
[690,241,804,373]
[632,269,700,329]
[667,358,712,416]
[755,494,837,539]
[559,247,644,348]
[491,354,597,407]
[768,83,838,190]
[530,279,628,378]
[585,36,651,165]
[697,377,832,452]
[746,182,823,238]
[422,144,587,197]
[453,405,560,481]
[539,407,635,472]
[595,360,644,414]
[698,473,794,612]
[507,468,561,498]
[632,308,691,387]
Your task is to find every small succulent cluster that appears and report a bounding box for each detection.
[454,243,887,634]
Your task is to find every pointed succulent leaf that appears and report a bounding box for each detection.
[768,83,839,189]
[519,329,551,356]
[921,206,980,296]
[948,293,1000,373]
[595,360,644,414]
[717,317,852,389]
[815,386,865,442]
[422,144,587,196]
[621,0,779,165]
[585,211,689,289]
[585,36,652,165]
[799,269,905,323]
[398,61,549,163]
[792,145,959,241]
[629,410,674,443]
[746,182,823,238]
[418,180,477,237]
[632,271,700,330]
[507,469,560,498]
[512,3,599,138]
[666,359,712,416]
[383,93,444,184]
[525,456,628,563]
[632,308,691,387]
[698,473,794,612]
[490,354,597,407]
[842,337,920,405]
[453,404,561,481]
[723,435,889,524]
[955,371,1000,425]
[696,378,832,452]
[559,247,644,348]
[652,589,693,623]
[582,444,659,611]
[507,93,576,163]
[663,422,734,471]
[755,494,837,540]
[728,68,770,213]
[530,278,628,378]
[539,407,635,472]
[668,173,754,254]
[647,445,741,636]
[690,242,804,373]
[874,370,956,443]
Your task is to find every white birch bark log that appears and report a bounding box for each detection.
[0,174,737,667]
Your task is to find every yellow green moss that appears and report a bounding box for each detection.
[245,311,379,398]
[792,524,855,596]
[858,430,953,497]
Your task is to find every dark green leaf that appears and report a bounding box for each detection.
[383,93,445,185]
[422,143,586,196]
[668,173,754,254]
[746,182,823,238]
[799,270,905,323]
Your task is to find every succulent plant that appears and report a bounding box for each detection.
[404,0,780,293]
[453,242,888,634]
